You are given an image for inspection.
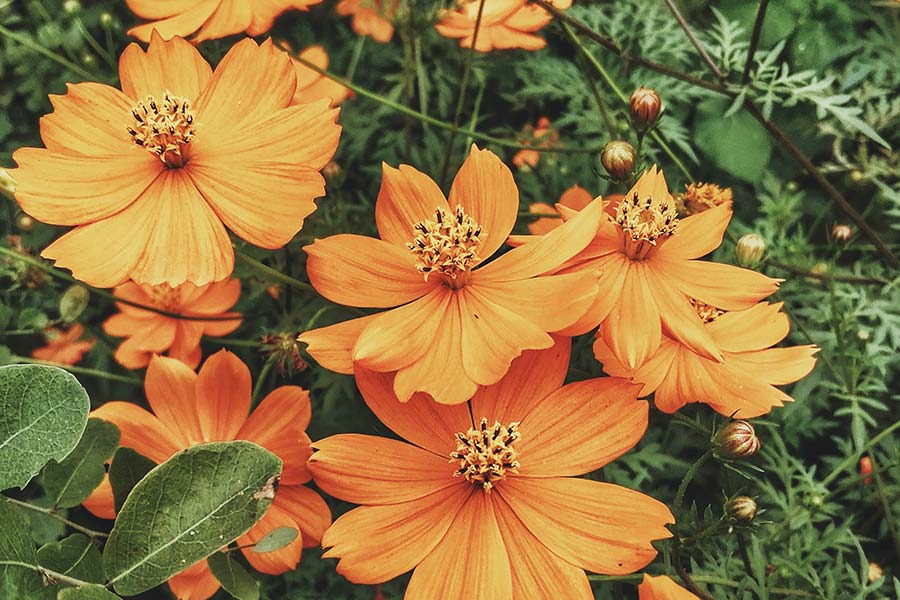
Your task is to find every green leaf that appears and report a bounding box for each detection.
[58,286,90,323]
[43,419,120,508]
[107,447,155,514]
[16,308,48,330]
[37,534,104,585]
[0,500,52,599]
[693,98,773,183]
[103,441,282,596]
[251,527,298,554]
[58,585,122,600]
[208,552,260,600]
[0,365,90,491]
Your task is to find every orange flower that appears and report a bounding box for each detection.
[526,185,605,235]
[595,302,818,418]
[511,116,557,170]
[309,339,674,598]
[289,45,351,106]
[298,145,603,405]
[83,350,330,600]
[337,0,398,43]
[639,574,700,600]
[103,279,242,370]
[520,166,780,370]
[435,0,572,52]
[12,34,341,288]
[125,0,323,42]
[31,323,95,365]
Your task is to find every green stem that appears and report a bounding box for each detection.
[209,337,260,349]
[12,356,141,385]
[235,251,315,294]
[870,461,900,569]
[251,359,276,405]
[4,497,109,539]
[0,559,96,588]
[821,418,900,487]
[0,24,96,80]
[674,450,712,515]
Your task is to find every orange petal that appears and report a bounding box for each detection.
[194,350,251,441]
[526,202,559,235]
[470,336,570,424]
[704,360,799,419]
[594,336,679,399]
[504,4,553,32]
[188,278,242,314]
[124,0,189,19]
[597,262,662,370]
[555,252,629,336]
[406,492,512,600]
[273,485,331,548]
[127,1,220,43]
[321,485,472,585]
[726,345,818,386]
[308,434,458,504]
[493,494,593,599]
[355,366,472,457]
[167,559,220,600]
[707,302,789,353]
[91,402,180,463]
[658,203,731,260]
[375,163,449,246]
[448,145,518,258]
[110,326,178,371]
[639,574,701,600]
[193,0,253,42]
[657,258,780,311]
[298,314,378,374]
[517,378,648,477]
[650,347,694,414]
[82,474,116,520]
[499,477,673,575]
[118,32,213,100]
[305,234,431,308]
[248,0,322,36]
[560,185,594,210]
[238,386,312,485]
[145,355,204,447]
[237,501,303,575]
[166,321,204,369]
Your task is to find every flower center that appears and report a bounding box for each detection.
[128,91,196,169]
[146,284,182,312]
[407,205,482,286]
[450,418,520,492]
[616,189,678,259]
[690,298,724,323]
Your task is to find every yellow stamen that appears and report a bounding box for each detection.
[407,205,482,286]
[146,284,182,312]
[128,91,196,169]
[690,298,724,323]
[616,189,678,245]
[450,418,520,492]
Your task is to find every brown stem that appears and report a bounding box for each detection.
[662,0,724,80]
[742,0,771,84]
[765,259,889,286]
[672,538,716,600]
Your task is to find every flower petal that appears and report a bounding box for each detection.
[597,262,662,370]
[375,163,450,246]
[555,252,629,336]
[145,355,203,447]
[167,560,220,600]
[726,346,818,386]
[305,234,432,308]
[707,302,789,353]
[594,336,678,398]
[194,350,251,441]
[238,386,312,485]
[499,477,673,575]
[639,574,701,600]
[657,258,780,311]
[309,434,458,504]
[406,492,513,600]
[118,32,213,100]
[298,314,379,374]
[127,1,220,43]
[321,485,472,585]
[82,475,116,520]
[108,316,178,370]
[91,402,179,463]
[274,486,331,548]
[193,0,253,42]
[237,501,303,575]
[658,203,731,260]
[167,321,205,369]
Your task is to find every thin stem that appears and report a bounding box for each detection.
[662,0,724,80]
[0,559,97,588]
[209,337,260,349]
[871,459,900,567]
[736,532,754,579]
[12,356,142,385]
[576,50,618,137]
[766,259,889,286]
[742,0,771,84]
[4,497,109,539]
[251,359,276,405]
[822,418,900,487]
[235,251,315,294]
[674,451,712,515]
[672,539,716,600]
[0,24,96,80]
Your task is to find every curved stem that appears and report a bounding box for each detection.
[235,252,315,294]
[251,358,276,406]
[674,451,712,515]
[822,418,900,488]
[11,356,141,385]
[662,0,723,80]
[766,259,889,286]
[0,24,96,80]
[742,0,771,84]
[4,497,109,539]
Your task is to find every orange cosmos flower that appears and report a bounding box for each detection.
[595,302,818,418]
[511,116,557,170]
[83,350,330,600]
[309,339,674,599]
[337,0,398,43]
[435,0,572,52]
[518,166,780,371]
[12,34,341,288]
[526,185,609,235]
[31,324,95,366]
[125,0,323,42]
[103,279,242,370]
[290,45,351,106]
[298,145,603,405]
[639,574,700,600]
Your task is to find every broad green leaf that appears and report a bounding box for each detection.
[37,534,104,584]
[693,98,773,183]
[0,500,52,599]
[107,447,156,514]
[17,308,48,330]
[58,286,90,323]
[208,552,260,600]
[103,441,282,596]
[252,527,298,554]
[24,496,66,546]
[0,365,90,491]
[58,585,121,600]
[43,419,120,508]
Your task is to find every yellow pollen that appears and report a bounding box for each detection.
[407,205,482,283]
[681,182,733,216]
[128,91,196,169]
[450,418,520,492]
[146,284,182,312]
[616,189,679,245]
[690,298,725,323]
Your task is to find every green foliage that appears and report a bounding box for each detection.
[0,499,52,599]
[107,447,154,514]
[42,418,119,509]
[694,97,773,182]
[252,527,299,554]
[37,534,104,585]
[58,586,122,600]
[208,552,261,600]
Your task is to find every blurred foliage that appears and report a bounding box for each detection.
[1,0,899,598]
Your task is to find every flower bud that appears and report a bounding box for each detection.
[859,456,873,485]
[100,12,113,27]
[867,562,883,583]
[629,87,661,131]
[323,160,342,180]
[736,233,766,268]
[63,0,80,13]
[600,141,635,181]
[831,224,852,243]
[715,420,760,459]
[16,215,34,231]
[0,168,15,197]
[727,496,757,523]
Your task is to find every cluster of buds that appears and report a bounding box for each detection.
[715,420,761,459]
[736,233,766,268]
[261,332,308,376]
[727,495,758,523]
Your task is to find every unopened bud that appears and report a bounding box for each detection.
[715,420,760,459]
[0,168,15,197]
[859,456,873,485]
[17,215,34,231]
[736,233,766,268]
[100,12,113,27]
[59,285,90,323]
[850,170,864,183]
[727,496,757,523]
[867,562,883,583]
[323,160,341,180]
[600,141,635,181]
[831,224,852,243]
[629,87,661,131]
[63,0,80,13]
